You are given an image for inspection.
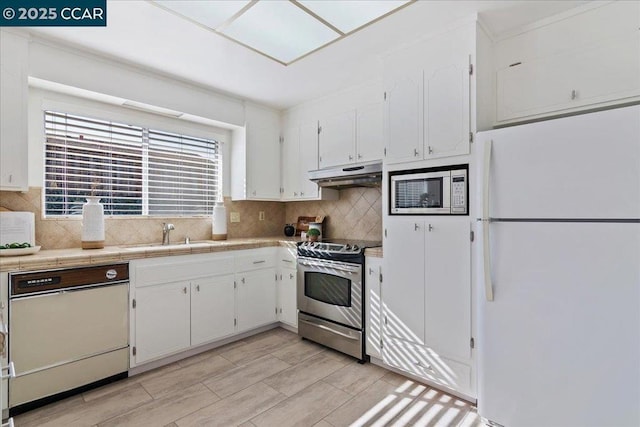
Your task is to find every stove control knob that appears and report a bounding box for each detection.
[352,245,359,252]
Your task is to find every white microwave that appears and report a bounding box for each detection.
[390,165,468,215]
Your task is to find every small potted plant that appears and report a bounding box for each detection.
[306,228,321,242]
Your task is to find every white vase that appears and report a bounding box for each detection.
[81,196,105,249]
[212,201,227,240]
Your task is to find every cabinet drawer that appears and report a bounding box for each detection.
[235,248,276,272]
[383,337,472,396]
[278,247,297,269]
[133,253,234,287]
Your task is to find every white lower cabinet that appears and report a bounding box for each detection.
[365,256,382,359]
[134,281,191,365]
[236,269,277,332]
[277,267,297,327]
[131,248,281,367]
[382,217,473,397]
[191,275,235,346]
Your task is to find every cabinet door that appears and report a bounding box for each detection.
[299,121,320,199]
[319,110,356,168]
[382,220,425,345]
[277,268,298,327]
[365,256,383,359]
[424,56,471,159]
[237,268,277,331]
[424,218,471,361]
[247,120,281,200]
[135,281,190,364]
[384,71,422,164]
[191,275,236,346]
[281,125,300,199]
[356,102,384,163]
[497,35,640,122]
[0,32,28,191]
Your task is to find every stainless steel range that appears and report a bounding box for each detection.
[297,239,381,362]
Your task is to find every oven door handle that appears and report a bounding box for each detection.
[299,319,358,340]
[298,261,359,274]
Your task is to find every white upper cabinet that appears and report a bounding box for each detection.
[0,31,29,191]
[318,110,356,168]
[383,25,475,165]
[280,120,338,201]
[318,103,383,168]
[495,1,640,124]
[356,102,384,164]
[231,103,281,200]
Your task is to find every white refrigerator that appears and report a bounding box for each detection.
[475,105,640,427]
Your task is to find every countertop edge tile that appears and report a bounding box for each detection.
[0,238,300,272]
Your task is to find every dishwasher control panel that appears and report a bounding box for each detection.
[10,263,129,297]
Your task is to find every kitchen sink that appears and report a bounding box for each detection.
[119,240,228,250]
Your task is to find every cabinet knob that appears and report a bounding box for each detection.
[427,146,433,155]
[252,191,257,196]
[241,277,245,284]
[294,192,298,196]
[196,285,200,292]
[358,154,363,159]
[183,287,187,294]
[349,154,353,160]
[8,175,12,183]
[290,273,294,279]
[571,89,577,100]
[414,148,419,157]
[428,224,433,232]
[300,192,304,196]
[414,223,420,231]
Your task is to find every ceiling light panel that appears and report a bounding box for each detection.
[220,1,340,64]
[298,0,412,33]
[154,0,250,29]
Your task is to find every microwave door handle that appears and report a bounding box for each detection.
[482,139,495,302]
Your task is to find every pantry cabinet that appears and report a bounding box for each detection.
[0,31,28,191]
[382,217,472,395]
[231,103,281,201]
[494,1,640,124]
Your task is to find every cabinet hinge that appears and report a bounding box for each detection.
[384,91,387,101]
[379,272,383,283]
[383,147,387,156]
[380,338,383,349]
[469,63,474,75]
[384,228,387,238]
[319,155,322,162]
[234,281,237,289]
[318,126,322,135]
[234,318,237,326]
[279,187,284,194]
[132,299,136,309]
[470,337,475,349]
[275,273,278,281]
[470,231,475,242]
[469,132,474,143]
[132,346,136,356]
[275,307,278,315]
[384,316,388,326]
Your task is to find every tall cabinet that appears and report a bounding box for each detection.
[380,21,491,399]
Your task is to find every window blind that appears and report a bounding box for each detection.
[44,111,220,217]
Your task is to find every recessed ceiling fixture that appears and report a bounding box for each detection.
[152,0,414,65]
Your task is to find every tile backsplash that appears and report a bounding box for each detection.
[0,186,382,249]
[285,187,382,242]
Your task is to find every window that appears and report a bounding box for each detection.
[44,111,221,217]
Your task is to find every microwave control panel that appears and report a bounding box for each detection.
[451,170,467,214]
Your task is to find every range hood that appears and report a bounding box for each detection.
[308,162,382,189]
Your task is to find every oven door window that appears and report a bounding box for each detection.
[395,177,443,209]
[304,272,351,307]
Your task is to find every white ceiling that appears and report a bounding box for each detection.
[26,0,588,110]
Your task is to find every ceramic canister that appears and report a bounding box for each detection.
[212,201,227,240]
[81,196,105,249]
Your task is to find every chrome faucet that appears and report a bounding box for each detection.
[162,223,175,245]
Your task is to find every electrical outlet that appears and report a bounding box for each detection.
[259,211,265,221]
[230,212,240,223]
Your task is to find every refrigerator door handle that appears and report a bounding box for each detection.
[483,140,495,302]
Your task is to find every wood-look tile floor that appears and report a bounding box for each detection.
[15,328,482,427]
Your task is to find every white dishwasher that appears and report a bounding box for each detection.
[8,264,129,413]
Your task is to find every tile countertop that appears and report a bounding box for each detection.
[364,247,383,258]
[0,237,301,272]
